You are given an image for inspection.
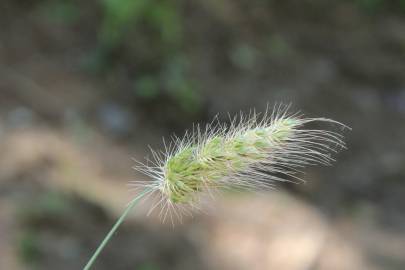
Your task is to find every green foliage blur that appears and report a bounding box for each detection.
[17,192,73,266]
[100,0,181,48]
[35,0,201,116]
[97,0,201,115]
[354,0,405,13]
[25,0,405,118]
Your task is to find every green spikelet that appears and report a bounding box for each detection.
[164,118,298,203]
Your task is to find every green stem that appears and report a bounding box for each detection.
[83,188,151,270]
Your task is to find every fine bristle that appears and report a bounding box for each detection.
[130,105,348,223]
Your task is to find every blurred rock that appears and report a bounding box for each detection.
[190,192,405,270]
[97,102,134,138]
[202,193,328,270]
[7,106,34,129]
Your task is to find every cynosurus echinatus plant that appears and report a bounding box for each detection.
[83,105,348,270]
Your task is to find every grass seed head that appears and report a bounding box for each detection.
[132,105,348,221]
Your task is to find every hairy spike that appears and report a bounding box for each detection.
[132,106,348,219]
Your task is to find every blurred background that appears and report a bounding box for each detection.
[1,0,405,269]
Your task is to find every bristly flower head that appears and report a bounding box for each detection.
[132,105,348,222]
